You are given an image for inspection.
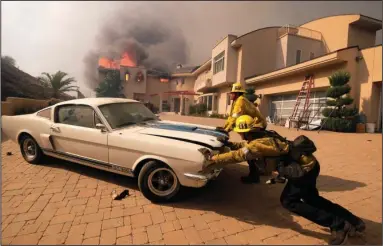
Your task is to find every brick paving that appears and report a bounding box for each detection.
[1,114,382,245]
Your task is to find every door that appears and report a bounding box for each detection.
[174,98,180,113]
[50,104,109,163]
[269,91,327,123]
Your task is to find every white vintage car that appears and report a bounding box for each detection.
[2,98,229,202]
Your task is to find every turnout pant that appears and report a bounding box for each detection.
[247,160,260,179]
[280,163,360,231]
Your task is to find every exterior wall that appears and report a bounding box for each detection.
[216,86,232,115]
[249,46,382,126]
[146,76,171,109]
[120,66,147,99]
[173,77,195,91]
[284,35,326,67]
[348,25,377,49]
[301,15,361,52]
[276,35,288,69]
[358,46,383,125]
[239,28,280,83]
[211,35,238,87]
[194,69,212,92]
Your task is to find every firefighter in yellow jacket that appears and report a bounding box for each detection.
[203,115,366,245]
[219,83,267,133]
[216,83,268,183]
[206,115,288,174]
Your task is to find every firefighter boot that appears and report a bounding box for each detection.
[349,218,366,237]
[329,221,351,245]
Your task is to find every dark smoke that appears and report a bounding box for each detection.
[83,3,190,89]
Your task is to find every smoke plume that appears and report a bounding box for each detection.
[83,3,190,89]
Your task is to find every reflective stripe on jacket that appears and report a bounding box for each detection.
[212,137,289,166]
[223,95,267,132]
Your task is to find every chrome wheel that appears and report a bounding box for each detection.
[23,138,37,161]
[147,168,178,197]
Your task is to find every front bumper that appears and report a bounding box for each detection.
[183,168,223,188]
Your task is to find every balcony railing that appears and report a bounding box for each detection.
[194,70,212,92]
[278,25,322,41]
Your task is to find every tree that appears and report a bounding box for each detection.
[244,87,260,103]
[38,71,78,98]
[95,70,125,98]
[322,70,358,132]
[1,55,16,66]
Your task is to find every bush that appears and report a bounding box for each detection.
[209,113,226,119]
[244,88,259,103]
[323,118,357,133]
[189,103,207,116]
[322,70,358,132]
[14,107,44,115]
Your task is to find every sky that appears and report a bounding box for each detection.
[2,1,382,97]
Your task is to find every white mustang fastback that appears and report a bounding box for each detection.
[2,98,228,202]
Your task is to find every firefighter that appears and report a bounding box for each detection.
[204,115,289,181]
[273,152,366,245]
[215,83,268,184]
[202,115,365,245]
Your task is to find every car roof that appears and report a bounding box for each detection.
[54,98,139,107]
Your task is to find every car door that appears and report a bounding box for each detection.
[49,104,109,164]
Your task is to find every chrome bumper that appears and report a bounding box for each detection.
[183,169,223,187]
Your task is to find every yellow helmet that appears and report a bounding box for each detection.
[234,115,254,133]
[231,83,246,93]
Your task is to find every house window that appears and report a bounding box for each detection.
[296,50,302,64]
[213,51,225,74]
[309,52,315,60]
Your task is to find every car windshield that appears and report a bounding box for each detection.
[99,102,157,129]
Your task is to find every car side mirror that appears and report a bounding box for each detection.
[96,123,107,132]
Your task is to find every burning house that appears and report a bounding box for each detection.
[98,53,199,114]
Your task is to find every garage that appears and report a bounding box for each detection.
[269,91,327,124]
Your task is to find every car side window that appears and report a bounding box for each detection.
[94,112,102,125]
[57,105,97,128]
[37,108,52,120]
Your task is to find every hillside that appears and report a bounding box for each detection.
[1,61,74,101]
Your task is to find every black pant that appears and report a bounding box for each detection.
[280,163,360,231]
[247,160,260,179]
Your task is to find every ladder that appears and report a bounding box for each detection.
[288,75,314,129]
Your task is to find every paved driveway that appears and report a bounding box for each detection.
[1,114,382,245]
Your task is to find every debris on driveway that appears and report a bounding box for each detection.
[112,189,130,200]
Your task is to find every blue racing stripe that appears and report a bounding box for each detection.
[147,122,227,138]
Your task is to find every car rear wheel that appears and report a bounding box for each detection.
[138,161,181,203]
[19,135,43,164]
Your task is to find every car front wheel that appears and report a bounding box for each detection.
[19,135,43,164]
[138,161,181,203]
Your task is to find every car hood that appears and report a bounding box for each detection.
[135,121,228,149]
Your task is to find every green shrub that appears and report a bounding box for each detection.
[14,106,44,115]
[189,103,207,116]
[209,113,226,119]
[244,87,259,103]
[322,70,358,132]
[323,117,357,133]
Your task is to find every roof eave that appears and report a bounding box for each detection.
[245,54,344,85]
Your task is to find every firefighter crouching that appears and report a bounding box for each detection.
[203,115,366,245]
[215,83,268,184]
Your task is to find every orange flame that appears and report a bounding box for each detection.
[98,52,137,69]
